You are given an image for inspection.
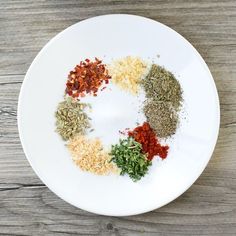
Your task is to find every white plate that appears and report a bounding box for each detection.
[18,14,220,216]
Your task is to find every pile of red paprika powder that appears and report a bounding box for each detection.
[128,122,169,160]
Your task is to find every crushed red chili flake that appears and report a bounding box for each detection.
[101,86,107,91]
[66,58,111,98]
[128,122,169,160]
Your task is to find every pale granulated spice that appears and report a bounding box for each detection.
[108,56,148,94]
[67,135,116,175]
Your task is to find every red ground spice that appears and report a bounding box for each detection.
[66,58,111,98]
[128,122,169,160]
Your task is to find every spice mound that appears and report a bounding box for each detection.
[128,122,169,160]
[144,101,178,138]
[108,56,147,94]
[55,97,90,140]
[110,137,151,182]
[67,135,115,175]
[66,58,111,98]
[142,64,182,108]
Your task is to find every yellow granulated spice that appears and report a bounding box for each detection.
[67,135,116,175]
[108,56,148,94]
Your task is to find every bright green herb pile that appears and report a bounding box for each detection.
[110,137,151,182]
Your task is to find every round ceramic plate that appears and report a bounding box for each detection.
[18,14,220,216]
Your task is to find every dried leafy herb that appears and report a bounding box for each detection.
[144,100,178,138]
[142,64,182,109]
[55,97,90,140]
[110,137,151,182]
[142,64,183,138]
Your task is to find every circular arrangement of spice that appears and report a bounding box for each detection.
[55,56,183,182]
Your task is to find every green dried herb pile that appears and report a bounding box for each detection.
[110,137,151,182]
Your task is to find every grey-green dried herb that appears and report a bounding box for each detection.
[144,100,178,138]
[55,97,90,140]
[142,64,182,109]
[110,137,151,182]
[142,64,183,138]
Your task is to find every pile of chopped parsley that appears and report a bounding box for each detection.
[110,137,151,182]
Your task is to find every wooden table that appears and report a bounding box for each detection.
[0,1,235,235]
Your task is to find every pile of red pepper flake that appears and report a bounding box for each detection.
[66,58,111,98]
[128,122,169,160]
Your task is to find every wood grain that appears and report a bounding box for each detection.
[0,0,236,235]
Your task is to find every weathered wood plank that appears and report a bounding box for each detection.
[0,0,236,75]
[1,0,236,235]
